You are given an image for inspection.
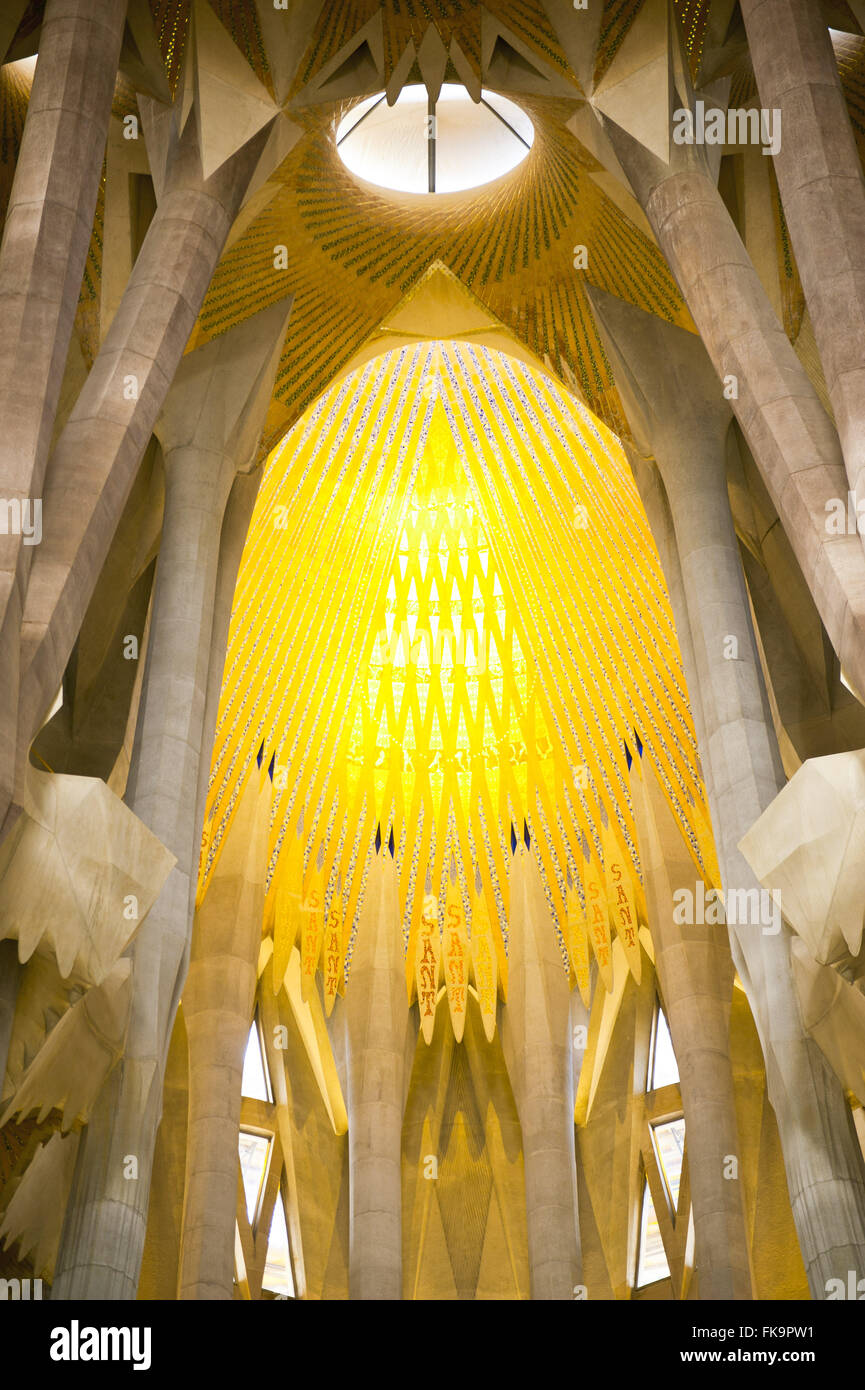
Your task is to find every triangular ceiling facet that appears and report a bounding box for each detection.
[193,0,279,180]
[591,0,672,164]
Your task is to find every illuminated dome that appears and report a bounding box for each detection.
[335,84,534,194]
[201,338,716,1019]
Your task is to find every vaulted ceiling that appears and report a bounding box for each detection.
[3,0,865,461]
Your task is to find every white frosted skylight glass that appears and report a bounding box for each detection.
[336,84,533,194]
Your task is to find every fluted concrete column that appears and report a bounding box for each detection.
[675,472,865,1299]
[51,446,235,1301]
[593,116,865,705]
[625,443,715,811]
[340,850,410,1299]
[0,0,124,511]
[589,288,865,1296]
[500,845,580,1300]
[631,759,752,1300]
[742,0,865,508]
[8,113,277,835]
[0,0,126,828]
[194,469,262,845]
[52,301,291,1300]
[178,764,269,1300]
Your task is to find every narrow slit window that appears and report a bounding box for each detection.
[635,1174,670,1288]
[648,1004,679,1090]
[242,1017,272,1102]
[651,1116,686,1215]
[263,1188,295,1298]
[238,1130,271,1227]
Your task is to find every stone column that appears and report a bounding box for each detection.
[741,0,865,509]
[625,442,715,811]
[500,844,580,1300]
[51,442,234,1300]
[10,106,278,834]
[592,110,865,706]
[193,469,262,846]
[0,0,126,827]
[0,0,126,569]
[589,286,865,1296]
[178,762,269,1300]
[52,300,291,1300]
[631,757,752,1300]
[340,849,410,1300]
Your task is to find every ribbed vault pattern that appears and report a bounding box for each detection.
[191,93,693,452]
[199,342,718,1012]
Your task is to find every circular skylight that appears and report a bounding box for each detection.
[335,84,534,195]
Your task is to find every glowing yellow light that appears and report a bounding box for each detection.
[200,342,718,997]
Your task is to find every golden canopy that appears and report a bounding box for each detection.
[199,339,717,1028]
